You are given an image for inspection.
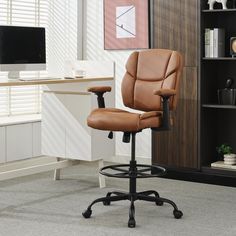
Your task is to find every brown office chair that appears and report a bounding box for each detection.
[82,49,183,228]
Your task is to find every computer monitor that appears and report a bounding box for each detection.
[0,25,46,79]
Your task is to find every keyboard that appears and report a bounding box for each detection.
[19,77,60,81]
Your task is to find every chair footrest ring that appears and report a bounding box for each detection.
[99,164,166,178]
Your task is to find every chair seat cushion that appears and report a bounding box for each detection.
[87,108,162,132]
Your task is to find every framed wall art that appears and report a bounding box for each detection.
[104,0,151,50]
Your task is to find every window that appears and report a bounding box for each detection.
[0,0,78,116]
[0,0,48,116]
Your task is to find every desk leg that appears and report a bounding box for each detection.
[98,159,106,188]
[54,158,61,180]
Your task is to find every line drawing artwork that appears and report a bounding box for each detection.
[116,5,136,38]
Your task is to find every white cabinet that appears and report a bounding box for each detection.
[0,127,6,163]
[6,123,33,162]
[42,79,115,162]
[33,122,42,157]
[65,94,115,161]
[42,93,66,158]
[65,94,92,160]
[0,119,42,163]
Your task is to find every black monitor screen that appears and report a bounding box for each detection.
[0,25,46,64]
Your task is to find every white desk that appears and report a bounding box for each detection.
[42,76,115,188]
[0,76,115,188]
[0,76,113,87]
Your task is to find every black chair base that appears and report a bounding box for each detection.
[82,162,183,228]
[82,133,183,228]
[82,189,183,228]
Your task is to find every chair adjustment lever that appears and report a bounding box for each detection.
[108,131,113,139]
[122,132,130,143]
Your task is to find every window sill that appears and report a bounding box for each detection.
[0,114,41,126]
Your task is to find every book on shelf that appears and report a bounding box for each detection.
[210,29,214,57]
[213,28,225,57]
[204,28,225,58]
[205,28,210,57]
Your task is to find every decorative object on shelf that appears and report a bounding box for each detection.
[208,0,228,10]
[217,78,236,105]
[103,0,151,50]
[224,153,236,165]
[216,144,236,165]
[230,37,236,57]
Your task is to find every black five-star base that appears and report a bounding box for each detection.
[82,133,183,228]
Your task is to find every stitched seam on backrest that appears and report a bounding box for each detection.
[133,52,139,108]
[161,51,173,89]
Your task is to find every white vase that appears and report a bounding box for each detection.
[224,153,236,165]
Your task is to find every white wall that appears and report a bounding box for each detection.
[84,0,151,159]
[47,0,78,77]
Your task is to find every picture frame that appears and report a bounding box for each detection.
[104,0,152,50]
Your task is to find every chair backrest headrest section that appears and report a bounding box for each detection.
[121,49,183,112]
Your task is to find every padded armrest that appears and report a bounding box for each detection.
[88,86,113,137]
[88,86,111,109]
[88,86,112,93]
[153,89,176,98]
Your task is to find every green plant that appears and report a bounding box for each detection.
[216,144,233,155]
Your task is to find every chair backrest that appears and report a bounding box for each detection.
[121,49,183,112]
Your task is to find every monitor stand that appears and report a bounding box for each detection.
[8,71,20,79]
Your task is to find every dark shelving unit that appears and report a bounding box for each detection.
[153,0,236,187]
[202,9,236,13]
[202,104,236,109]
[200,0,236,174]
[202,57,236,60]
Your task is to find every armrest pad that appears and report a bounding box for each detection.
[88,86,112,93]
[153,89,176,97]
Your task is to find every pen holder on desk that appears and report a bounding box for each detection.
[217,89,236,105]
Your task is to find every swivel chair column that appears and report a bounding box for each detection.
[128,132,137,227]
[129,132,137,194]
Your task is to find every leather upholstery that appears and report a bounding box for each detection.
[154,89,177,97]
[87,49,183,132]
[122,49,182,111]
[87,108,162,132]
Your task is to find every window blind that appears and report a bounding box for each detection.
[0,0,49,116]
[0,0,78,117]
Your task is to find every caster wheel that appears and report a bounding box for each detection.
[82,209,92,218]
[128,218,136,228]
[173,210,183,219]
[103,200,110,206]
[156,200,164,206]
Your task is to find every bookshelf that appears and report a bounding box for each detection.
[202,57,236,60]
[202,104,236,109]
[200,0,236,174]
[202,9,236,13]
[152,0,236,187]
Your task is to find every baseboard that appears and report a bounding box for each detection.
[154,167,236,187]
